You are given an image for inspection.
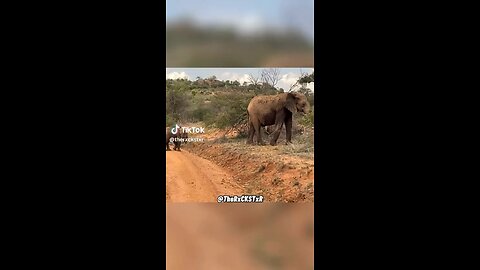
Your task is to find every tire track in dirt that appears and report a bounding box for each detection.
[166,150,243,202]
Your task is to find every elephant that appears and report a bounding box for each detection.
[166,126,188,151]
[247,92,310,146]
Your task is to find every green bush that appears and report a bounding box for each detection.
[299,107,314,127]
[203,92,252,128]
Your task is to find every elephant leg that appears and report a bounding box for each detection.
[285,115,292,144]
[270,123,284,145]
[270,113,285,146]
[247,121,254,144]
[166,142,171,151]
[253,121,264,145]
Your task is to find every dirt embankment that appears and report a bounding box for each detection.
[183,139,314,203]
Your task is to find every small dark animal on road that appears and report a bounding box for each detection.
[166,126,188,151]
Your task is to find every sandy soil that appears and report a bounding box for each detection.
[166,150,243,202]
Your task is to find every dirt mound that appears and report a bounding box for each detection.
[185,141,314,203]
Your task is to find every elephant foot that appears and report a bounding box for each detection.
[270,141,277,146]
[285,141,293,145]
[246,140,253,145]
[257,141,266,146]
[166,148,171,151]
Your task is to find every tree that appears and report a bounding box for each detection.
[166,80,191,122]
[260,68,281,89]
[289,70,314,91]
[248,72,261,86]
[298,72,314,84]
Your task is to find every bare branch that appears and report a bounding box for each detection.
[248,73,260,86]
[260,68,281,89]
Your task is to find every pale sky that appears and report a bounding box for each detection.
[166,68,314,92]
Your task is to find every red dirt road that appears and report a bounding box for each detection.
[166,150,243,202]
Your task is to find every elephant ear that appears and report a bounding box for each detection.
[286,93,297,113]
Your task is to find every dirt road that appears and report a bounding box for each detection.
[166,150,243,202]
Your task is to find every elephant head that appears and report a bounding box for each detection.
[285,92,311,114]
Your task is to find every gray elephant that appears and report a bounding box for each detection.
[247,92,310,146]
[166,126,188,151]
